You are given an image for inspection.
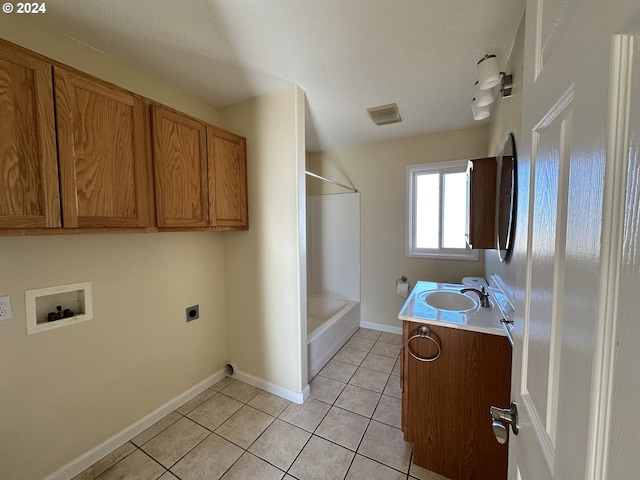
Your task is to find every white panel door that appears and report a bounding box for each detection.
[604,19,640,479]
[510,0,640,479]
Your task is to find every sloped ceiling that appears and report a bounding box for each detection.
[39,0,524,151]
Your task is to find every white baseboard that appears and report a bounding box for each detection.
[232,369,309,405]
[44,368,227,480]
[44,366,310,479]
[359,320,402,335]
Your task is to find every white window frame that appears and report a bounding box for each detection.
[406,159,479,260]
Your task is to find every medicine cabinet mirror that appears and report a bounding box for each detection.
[496,133,517,262]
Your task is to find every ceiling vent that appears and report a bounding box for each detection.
[367,103,402,126]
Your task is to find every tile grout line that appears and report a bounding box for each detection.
[181,385,285,479]
[80,329,409,480]
[302,348,367,479]
[289,329,379,479]
[347,330,410,478]
[306,329,409,479]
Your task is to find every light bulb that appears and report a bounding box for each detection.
[474,81,495,107]
[477,54,500,90]
[471,98,490,120]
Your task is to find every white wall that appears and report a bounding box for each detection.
[0,15,220,125]
[484,13,525,298]
[307,193,360,301]
[0,232,228,480]
[307,126,489,330]
[0,17,228,480]
[220,85,309,394]
[0,10,526,479]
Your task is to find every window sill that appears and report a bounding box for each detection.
[406,249,479,261]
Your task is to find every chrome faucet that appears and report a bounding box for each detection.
[460,286,491,308]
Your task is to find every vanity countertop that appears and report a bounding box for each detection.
[398,280,508,337]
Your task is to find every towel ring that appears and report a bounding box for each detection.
[407,325,441,362]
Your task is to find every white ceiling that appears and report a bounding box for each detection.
[41,0,524,152]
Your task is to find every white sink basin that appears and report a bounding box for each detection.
[423,290,478,311]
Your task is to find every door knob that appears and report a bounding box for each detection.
[492,419,509,444]
[490,402,519,444]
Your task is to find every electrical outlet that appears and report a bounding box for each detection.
[0,295,13,321]
[186,305,199,322]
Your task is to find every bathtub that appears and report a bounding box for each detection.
[307,295,360,378]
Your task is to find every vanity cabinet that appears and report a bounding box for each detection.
[151,104,248,230]
[401,320,511,480]
[466,156,496,249]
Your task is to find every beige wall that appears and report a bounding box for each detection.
[0,234,227,479]
[0,15,220,125]
[0,10,526,479]
[220,85,308,393]
[307,125,490,329]
[484,13,526,297]
[0,17,228,480]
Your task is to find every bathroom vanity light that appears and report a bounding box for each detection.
[471,54,513,120]
[474,81,495,107]
[471,98,491,120]
[476,54,500,89]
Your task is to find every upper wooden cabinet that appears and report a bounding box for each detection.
[0,40,60,228]
[207,126,248,229]
[466,156,497,249]
[0,39,247,234]
[151,104,209,228]
[54,67,151,228]
[152,104,248,231]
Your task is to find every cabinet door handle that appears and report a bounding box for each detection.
[407,325,441,362]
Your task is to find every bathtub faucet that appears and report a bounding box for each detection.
[460,286,491,308]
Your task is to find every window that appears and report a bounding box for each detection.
[407,160,478,260]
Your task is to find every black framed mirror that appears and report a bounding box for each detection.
[496,133,517,262]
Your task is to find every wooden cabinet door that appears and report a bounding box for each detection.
[404,321,511,480]
[207,126,248,230]
[151,104,208,228]
[54,67,150,228]
[0,40,60,228]
[466,157,496,249]
[400,338,408,439]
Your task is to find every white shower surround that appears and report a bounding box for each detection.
[306,192,361,378]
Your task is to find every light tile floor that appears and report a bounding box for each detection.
[73,328,448,480]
